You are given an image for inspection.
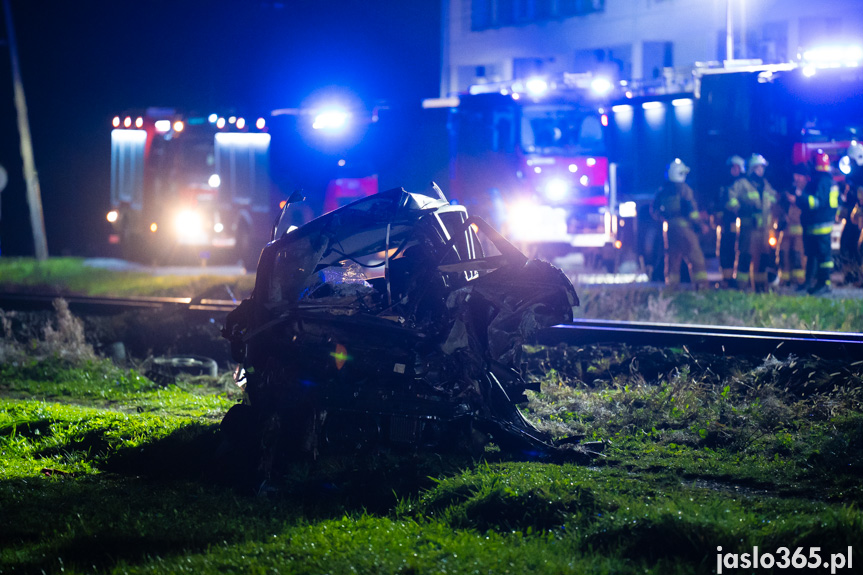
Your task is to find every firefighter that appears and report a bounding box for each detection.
[716,155,746,288]
[652,159,708,288]
[799,151,840,295]
[837,142,863,284]
[729,153,779,292]
[777,164,808,290]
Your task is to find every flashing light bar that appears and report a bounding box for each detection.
[802,45,863,67]
[313,108,350,131]
[422,97,460,109]
[525,77,549,97]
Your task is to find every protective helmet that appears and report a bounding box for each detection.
[848,142,863,167]
[814,151,832,173]
[748,154,768,173]
[726,155,745,170]
[667,158,690,183]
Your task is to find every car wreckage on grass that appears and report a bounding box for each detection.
[220,185,590,482]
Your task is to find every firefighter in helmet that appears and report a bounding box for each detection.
[652,159,708,288]
[728,153,779,292]
[837,142,863,284]
[799,151,840,295]
[777,164,809,290]
[716,155,746,287]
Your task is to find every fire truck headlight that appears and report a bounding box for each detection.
[590,77,613,96]
[106,210,119,223]
[313,107,350,131]
[214,222,224,233]
[506,201,568,243]
[175,210,203,237]
[544,178,569,202]
[208,174,221,188]
[619,201,637,218]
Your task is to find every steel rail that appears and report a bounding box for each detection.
[537,319,863,359]
[0,292,237,315]
[2,292,861,359]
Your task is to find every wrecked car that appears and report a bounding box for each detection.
[220,185,583,479]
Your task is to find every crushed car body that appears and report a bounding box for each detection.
[221,185,584,478]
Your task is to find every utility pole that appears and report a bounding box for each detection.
[3,0,48,260]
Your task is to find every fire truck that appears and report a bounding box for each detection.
[107,108,274,267]
[425,75,620,269]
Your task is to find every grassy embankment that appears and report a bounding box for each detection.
[0,257,255,299]
[1,284,862,574]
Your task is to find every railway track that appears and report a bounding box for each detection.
[2,292,861,359]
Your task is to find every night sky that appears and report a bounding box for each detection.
[0,0,441,257]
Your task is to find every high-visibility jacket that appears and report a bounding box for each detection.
[653,182,701,227]
[729,175,779,230]
[800,172,840,234]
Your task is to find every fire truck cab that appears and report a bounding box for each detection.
[430,76,619,269]
[107,108,273,268]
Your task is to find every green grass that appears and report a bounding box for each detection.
[577,286,863,331]
[2,345,862,574]
[0,257,254,298]
[2,260,862,573]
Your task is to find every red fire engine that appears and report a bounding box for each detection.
[107,108,274,267]
[425,74,620,269]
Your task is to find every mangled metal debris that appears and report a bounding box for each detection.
[220,185,588,480]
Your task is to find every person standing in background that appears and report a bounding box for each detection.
[777,164,809,290]
[716,155,745,288]
[652,159,708,289]
[800,151,841,295]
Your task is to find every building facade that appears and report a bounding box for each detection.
[440,0,863,97]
